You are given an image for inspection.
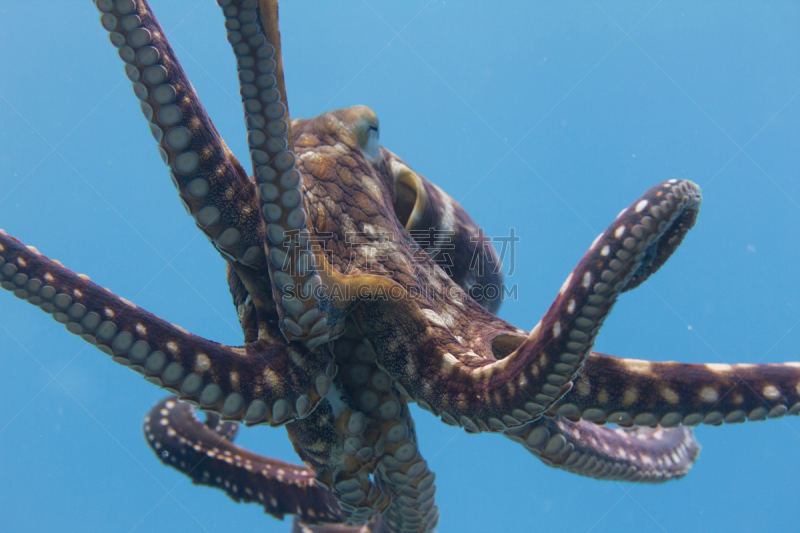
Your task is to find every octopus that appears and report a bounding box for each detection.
[1,2,798,532]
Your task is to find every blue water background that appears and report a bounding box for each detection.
[1,1,799,532]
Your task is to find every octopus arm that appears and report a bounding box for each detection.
[96,0,266,271]
[94,0,322,342]
[368,181,704,434]
[551,352,800,427]
[211,0,332,346]
[0,231,331,426]
[144,397,344,524]
[505,416,700,483]
[286,373,440,530]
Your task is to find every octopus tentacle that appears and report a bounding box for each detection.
[505,416,700,483]
[226,263,264,344]
[477,180,702,420]
[0,230,329,426]
[319,339,397,522]
[374,437,439,533]
[335,336,439,532]
[218,0,332,347]
[202,409,240,441]
[552,352,800,427]
[287,399,390,525]
[144,397,343,523]
[283,324,438,532]
[94,0,287,348]
[94,0,265,270]
[363,180,702,433]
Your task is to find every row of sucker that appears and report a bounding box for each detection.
[323,326,438,532]
[144,397,345,523]
[375,443,439,533]
[549,353,800,428]
[394,179,703,435]
[494,180,703,424]
[218,0,330,348]
[505,417,701,483]
[358,181,703,438]
[316,335,390,524]
[0,230,328,428]
[94,0,266,267]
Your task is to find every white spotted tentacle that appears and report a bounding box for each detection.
[219,0,329,348]
[0,230,326,428]
[554,353,800,429]
[477,180,703,423]
[144,397,344,523]
[383,180,703,434]
[94,0,266,267]
[310,335,438,531]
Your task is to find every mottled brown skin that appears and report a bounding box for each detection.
[2,1,800,532]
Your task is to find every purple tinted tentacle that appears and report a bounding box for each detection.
[144,397,344,523]
[551,352,800,427]
[369,180,702,433]
[0,231,330,426]
[505,416,700,482]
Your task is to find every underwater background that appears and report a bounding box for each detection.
[0,1,798,532]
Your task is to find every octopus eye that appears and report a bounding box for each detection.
[358,119,380,162]
[349,105,381,162]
